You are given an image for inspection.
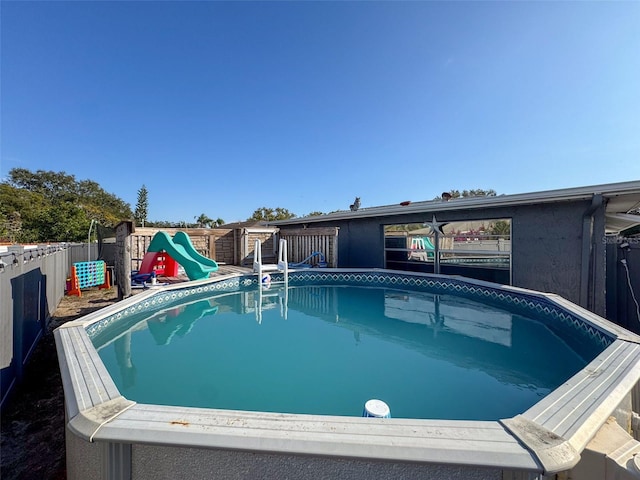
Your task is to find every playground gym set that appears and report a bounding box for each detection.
[131,231,220,287]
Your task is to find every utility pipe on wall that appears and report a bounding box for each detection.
[87,219,96,262]
[580,194,603,310]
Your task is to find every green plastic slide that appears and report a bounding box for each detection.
[147,231,219,281]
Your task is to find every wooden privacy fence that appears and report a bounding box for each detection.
[287,285,338,318]
[128,226,339,270]
[279,227,339,267]
[240,227,279,266]
[130,227,281,269]
[130,227,240,270]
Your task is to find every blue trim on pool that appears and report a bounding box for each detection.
[85,270,614,350]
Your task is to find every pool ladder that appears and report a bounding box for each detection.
[254,286,289,324]
[253,238,289,285]
[253,239,289,324]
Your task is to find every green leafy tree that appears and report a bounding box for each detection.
[213,218,225,227]
[0,184,49,242]
[385,223,425,233]
[434,189,497,200]
[5,212,22,243]
[146,220,177,228]
[195,213,213,228]
[7,168,77,199]
[1,168,133,242]
[37,202,88,241]
[0,211,7,241]
[248,207,296,222]
[134,185,149,227]
[487,220,511,238]
[77,179,132,226]
[305,211,325,217]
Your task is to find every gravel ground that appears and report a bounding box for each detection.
[1,288,120,480]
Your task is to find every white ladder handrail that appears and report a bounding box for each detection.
[254,285,289,324]
[253,238,289,281]
[253,239,289,324]
[277,238,288,275]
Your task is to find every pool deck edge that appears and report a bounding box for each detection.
[54,270,640,477]
[500,415,579,474]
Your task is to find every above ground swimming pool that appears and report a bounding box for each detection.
[89,283,601,421]
[56,270,640,480]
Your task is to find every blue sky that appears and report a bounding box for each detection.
[2,1,639,224]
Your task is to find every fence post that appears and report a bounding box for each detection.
[116,221,134,300]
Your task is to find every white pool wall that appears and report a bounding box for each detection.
[55,270,640,480]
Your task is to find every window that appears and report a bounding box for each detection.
[384,219,511,284]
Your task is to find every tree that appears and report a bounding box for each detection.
[385,223,424,233]
[213,218,225,227]
[305,211,325,217]
[1,168,133,242]
[74,178,132,227]
[434,189,497,200]
[5,211,22,243]
[134,185,149,227]
[0,211,7,241]
[37,202,88,242]
[0,183,49,242]
[194,213,213,228]
[487,220,511,238]
[248,207,296,222]
[7,168,77,199]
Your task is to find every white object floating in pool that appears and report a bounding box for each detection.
[363,399,391,418]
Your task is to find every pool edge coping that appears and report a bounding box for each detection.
[55,268,640,475]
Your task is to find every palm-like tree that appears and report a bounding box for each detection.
[194,213,213,228]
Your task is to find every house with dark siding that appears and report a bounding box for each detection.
[270,181,640,328]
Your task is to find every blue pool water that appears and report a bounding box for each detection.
[92,284,601,420]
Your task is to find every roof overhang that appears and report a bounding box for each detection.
[605,213,640,234]
[270,181,640,234]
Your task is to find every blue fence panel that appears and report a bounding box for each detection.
[0,245,72,410]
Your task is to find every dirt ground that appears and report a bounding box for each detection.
[1,287,121,480]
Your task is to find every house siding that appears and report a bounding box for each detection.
[278,198,607,315]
